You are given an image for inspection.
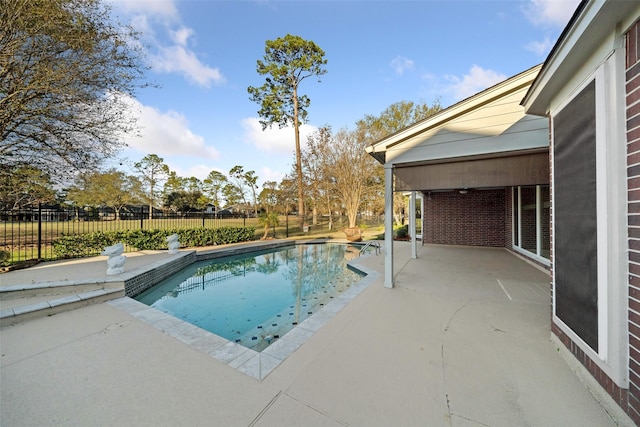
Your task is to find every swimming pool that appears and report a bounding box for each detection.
[135,243,367,351]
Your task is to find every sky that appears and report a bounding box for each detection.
[108,0,581,187]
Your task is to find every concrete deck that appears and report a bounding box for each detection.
[0,242,634,426]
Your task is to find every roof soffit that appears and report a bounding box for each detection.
[366,65,542,160]
[523,1,640,115]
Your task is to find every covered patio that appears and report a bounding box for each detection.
[367,64,551,288]
[0,242,629,426]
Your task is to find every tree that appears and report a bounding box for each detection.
[302,126,334,227]
[325,128,379,228]
[248,34,327,231]
[259,181,279,214]
[163,175,207,213]
[357,100,442,146]
[222,183,243,209]
[134,154,170,219]
[1,0,148,183]
[66,169,142,219]
[229,166,258,217]
[357,100,442,225]
[202,170,228,213]
[0,165,56,210]
[258,212,279,240]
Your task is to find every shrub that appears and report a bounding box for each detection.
[395,225,409,238]
[0,250,10,266]
[52,226,256,259]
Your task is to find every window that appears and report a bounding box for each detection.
[512,185,550,263]
[546,31,628,389]
[553,80,598,352]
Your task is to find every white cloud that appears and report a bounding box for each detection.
[444,65,507,101]
[523,0,581,27]
[259,166,286,185]
[525,36,554,56]
[168,164,215,181]
[120,95,220,160]
[390,56,414,75]
[113,1,225,88]
[171,27,193,46]
[241,118,318,155]
[150,43,226,87]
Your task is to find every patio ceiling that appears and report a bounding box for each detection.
[394,148,549,192]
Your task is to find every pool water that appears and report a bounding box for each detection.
[135,243,366,351]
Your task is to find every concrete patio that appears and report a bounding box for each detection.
[0,242,633,426]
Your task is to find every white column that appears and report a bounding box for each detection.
[384,165,394,288]
[409,191,417,259]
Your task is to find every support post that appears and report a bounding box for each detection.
[409,191,417,259]
[384,166,394,288]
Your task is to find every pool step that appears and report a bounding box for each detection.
[0,283,124,327]
[0,280,124,300]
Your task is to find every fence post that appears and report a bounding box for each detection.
[140,207,144,229]
[37,203,42,259]
[202,210,205,228]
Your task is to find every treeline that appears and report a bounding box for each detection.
[0,101,441,227]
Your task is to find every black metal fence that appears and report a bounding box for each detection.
[1,205,256,265]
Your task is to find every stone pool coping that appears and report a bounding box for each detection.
[2,239,379,380]
[108,253,378,380]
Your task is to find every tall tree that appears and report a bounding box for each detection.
[202,170,228,213]
[248,34,327,231]
[229,165,259,217]
[259,181,279,214]
[67,169,142,220]
[134,154,169,219]
[325,128,379,228]
[302,126,333,227]
[0,0,148,183]
[222,183,243,209]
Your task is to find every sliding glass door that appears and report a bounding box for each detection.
[512,185,550,263]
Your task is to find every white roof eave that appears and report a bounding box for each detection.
[368,65,542,160]
[522,0,638,116]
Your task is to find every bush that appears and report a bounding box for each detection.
[52,226,256,259]
[0,250,10,266]
[395,225,409,239]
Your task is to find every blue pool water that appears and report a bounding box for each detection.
[135,243,366,351]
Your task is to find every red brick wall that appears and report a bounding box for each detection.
[505,188,513,248]
[423,189,506,247]
[628,17,640,425]
[552,324,630,413]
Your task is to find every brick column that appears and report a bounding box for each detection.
[627,17,640,425]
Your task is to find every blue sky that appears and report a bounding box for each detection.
[109,0,580,187]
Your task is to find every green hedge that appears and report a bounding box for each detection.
[52,227,256,259]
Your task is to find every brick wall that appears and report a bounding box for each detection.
[423,189,506,247]
[628,17,640,424]
[505,188,513,248]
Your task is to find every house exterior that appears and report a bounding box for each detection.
[521,1,640,422]
[368,0,640,422]
[366,64,551,286]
